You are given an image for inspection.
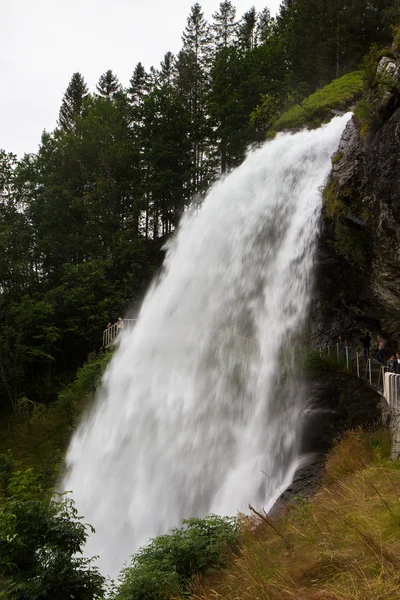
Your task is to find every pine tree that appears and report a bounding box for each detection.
[256,7,273,44]
[96,69,121,98]
[237,7,257,51]
[58,72,88,131]
[211,1,237,50]
[179,3,213,194]
[128,62,150,107]
[159,52,176,85]
[182,3,212,61]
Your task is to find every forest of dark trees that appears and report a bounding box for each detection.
[1,0,399,411]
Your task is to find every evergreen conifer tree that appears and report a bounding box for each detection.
[256,7,273,44]
[179,3,213,193]
[58,72,88,131]
[159,52,176,85]
[212,1,237,49]
[236,7,257,50]
[128,62,150,107]
[96,69,121,98]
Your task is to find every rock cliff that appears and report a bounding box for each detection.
[311,52,400,352]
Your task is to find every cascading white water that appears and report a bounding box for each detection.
[62,114,351,578]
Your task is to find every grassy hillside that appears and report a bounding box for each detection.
[186,428,400,600]
[256,71,363,137]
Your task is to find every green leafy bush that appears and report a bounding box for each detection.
[0,468,105,599]
[354,43,400,136]
[114,515,239,600]
[301,350,341,373]
[0,350,114,485]
[59,348,114,406]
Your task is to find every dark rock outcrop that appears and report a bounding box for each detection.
[271,372,381,513]
[311,54,400,351]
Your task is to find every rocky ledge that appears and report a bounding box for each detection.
[271,371,381,513]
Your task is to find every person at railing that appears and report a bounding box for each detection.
[377,336,387,363]
[397,352,400,370]
[360,330,371,359]
[106,322,111,329]
[387,354,398,373]
[116,317,124,331]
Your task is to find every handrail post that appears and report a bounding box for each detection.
[369,360,372,386]
[346,347,349,371]
[391,375,394,409]
[337,343,339,361]
[356,352,360,378]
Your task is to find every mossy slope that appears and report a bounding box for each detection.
[269,71,363,135]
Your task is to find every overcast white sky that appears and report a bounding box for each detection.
[1,0,282,157]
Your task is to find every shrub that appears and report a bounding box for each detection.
[114,515,239,600]
[322,181,346,219]
[301,350,340,373]
[58,348,114,407]
[354,42,400,136]
[0,469,105,599]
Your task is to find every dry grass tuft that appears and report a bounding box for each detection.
[187,428,400,600]
[324,428,375,484]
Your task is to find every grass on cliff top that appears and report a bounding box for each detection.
[269,71,363,135]
[188,427,400,600]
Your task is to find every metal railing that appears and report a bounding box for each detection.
[356,353,400,413]
[318,342,352,371]
[318,342,400,414]
[102,319,137,348]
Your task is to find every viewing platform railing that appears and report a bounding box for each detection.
[318,342,400,414]
[102,324,400,413]
[103,319,137,349]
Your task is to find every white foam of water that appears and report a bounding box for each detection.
[62,114,351,577]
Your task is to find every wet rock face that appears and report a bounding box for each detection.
[271,372,381,513]
[312,61,400,349]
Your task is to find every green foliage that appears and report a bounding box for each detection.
[367,426,393,460]
[331,151,343,165]
[1,0,395,409]
[333,221,372,266]
[394,25,400,53]
[354,42,400,136]
[0,468,105,599]
[267,71,363,134]
[58,348,114,419]
[0,350,113,483]
[301,350,342,373]
[114,515,239,600]
[322,180,347,219]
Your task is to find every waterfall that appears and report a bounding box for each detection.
[62,114,351,578]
